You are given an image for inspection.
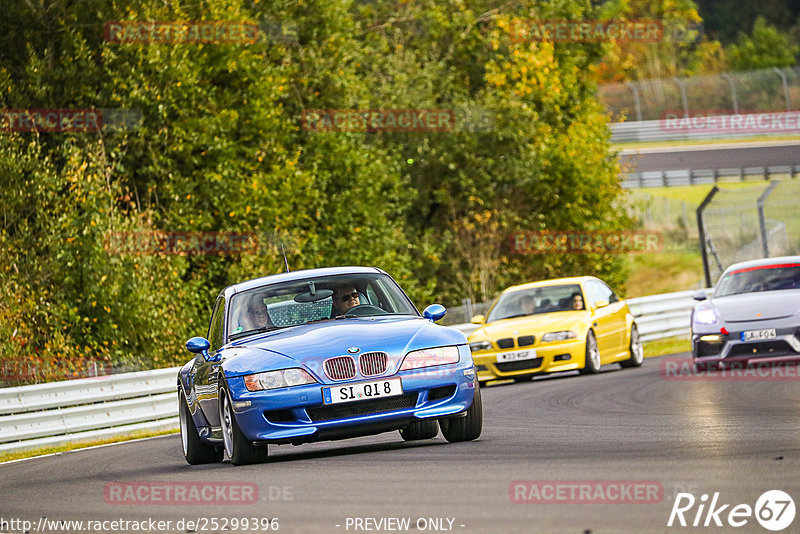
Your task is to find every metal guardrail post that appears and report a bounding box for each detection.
[757,181,780,258]
[697,186,719,287]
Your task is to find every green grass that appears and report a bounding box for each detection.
[624,252,704,297]
[643,336,690,358]
[0,428,178,463]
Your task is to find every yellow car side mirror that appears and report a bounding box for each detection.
[471,314,486,324]
[593,299,609,309]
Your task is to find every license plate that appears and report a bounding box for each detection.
[323,378,403,405]
[741,329,777,341]
[496,349,537,363]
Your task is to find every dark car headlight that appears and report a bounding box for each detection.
[244,368,317,391]
[469,341,492,353]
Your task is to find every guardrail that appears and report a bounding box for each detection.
[0,288,707,454]
[622,166,800,188]
[0,367,180,454]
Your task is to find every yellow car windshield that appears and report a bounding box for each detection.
[488,284,585,322]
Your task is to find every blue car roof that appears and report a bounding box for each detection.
[225,266,386,295]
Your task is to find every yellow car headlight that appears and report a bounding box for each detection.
[469,341,492,353]
[541,330,577,342]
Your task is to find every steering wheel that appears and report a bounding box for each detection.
[343,304,388,317]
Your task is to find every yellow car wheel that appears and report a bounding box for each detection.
[579,330,601,375]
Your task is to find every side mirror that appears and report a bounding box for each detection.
[471,314,486,325]
[692,290,707,301]
[186,337,211,360]
[422,304,446,322]
[593,299,609,309]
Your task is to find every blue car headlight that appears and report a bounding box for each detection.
[694,306,718,325]
[244,368,317,391]
[400,346,460,370]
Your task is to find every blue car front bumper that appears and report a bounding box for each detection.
[219,356,476,444]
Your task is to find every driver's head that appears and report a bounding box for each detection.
[518,294,535,315]
[571,293,584,310]
[332,285,360,315]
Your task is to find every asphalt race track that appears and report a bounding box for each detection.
[619,141,800,173]
[2,354,799,533]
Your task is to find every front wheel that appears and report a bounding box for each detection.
[620,324,644,368]
[179,390,223,465]
[439,381,483,443]
[219,388,267,465]
[579,331,601,375]
[399,419,439,441]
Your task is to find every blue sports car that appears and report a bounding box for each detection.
[178,266,482,465]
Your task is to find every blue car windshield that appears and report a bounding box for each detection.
[488,284,584,322]
[715,262,800,297]
[228,273,418,338]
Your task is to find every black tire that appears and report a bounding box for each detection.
[179,390,223,465]
[399,419,439,441]
[439,381,483,443]
[219,388,268,465]
[579,330,601,375]
[620,324,644,368]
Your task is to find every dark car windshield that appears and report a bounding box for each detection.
[487,284,584,322]
[227,273,418,340]
[715,262,800,297]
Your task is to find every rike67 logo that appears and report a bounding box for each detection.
[668,490,796,531]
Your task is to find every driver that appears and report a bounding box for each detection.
[518,294,535,316]
[331,285,360,316]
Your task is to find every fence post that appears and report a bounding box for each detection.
[757,181,779,258]
[697,186,719,287]
[625,81,643,122]
[720,73,738,114]
[673,77,690,117]
[773,67,791,111]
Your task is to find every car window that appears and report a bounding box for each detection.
[208,296,225,351]
[715,263,800,297]
[584,281,606,306]
[227,273,418,338]
[487,284,584,321]
[598,281,620,303]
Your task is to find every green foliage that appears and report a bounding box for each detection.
[1,0,632,382]
[727,16,799,71]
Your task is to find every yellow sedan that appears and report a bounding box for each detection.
[468,276,643,385]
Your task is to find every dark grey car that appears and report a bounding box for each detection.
[691,256,800,370]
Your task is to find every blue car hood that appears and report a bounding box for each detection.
[220,316,467,379]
